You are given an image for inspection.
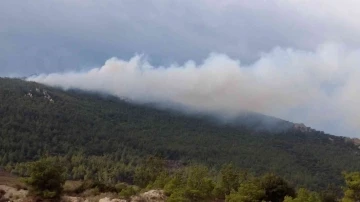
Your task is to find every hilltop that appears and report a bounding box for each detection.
[1,77,360,191]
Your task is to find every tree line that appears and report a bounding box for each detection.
[19,156,360,202]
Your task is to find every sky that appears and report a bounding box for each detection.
[2,0,360,137]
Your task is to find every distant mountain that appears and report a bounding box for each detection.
[1,77,360,190]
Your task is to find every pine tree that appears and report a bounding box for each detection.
[24,158,65,200]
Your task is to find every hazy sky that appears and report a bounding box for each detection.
[3,1,360,137]
[2,0,360,75]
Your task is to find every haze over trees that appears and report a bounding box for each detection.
[1,78,360,200]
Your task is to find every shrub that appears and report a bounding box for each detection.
[24,158,65,200]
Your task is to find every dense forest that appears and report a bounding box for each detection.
[1,77,360,193]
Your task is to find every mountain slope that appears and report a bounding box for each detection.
[1,77,360,190]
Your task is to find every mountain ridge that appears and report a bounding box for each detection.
[1,77,360,190]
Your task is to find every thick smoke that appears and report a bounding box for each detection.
[28,43,360,137]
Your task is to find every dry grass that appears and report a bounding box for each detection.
[0,169,28,201]
[0,185,28,201]
[63,180,83,194]
[0,169,26,189]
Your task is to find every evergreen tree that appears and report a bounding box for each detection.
[260,173,295,202]
[24,158,65,200]
[214,163,240,199]
[284,188,321,202]
[184,165,215,201]
[164,172,186,196]
[320,184,339,202]
[226,180,265,202]
[134,156,165,188]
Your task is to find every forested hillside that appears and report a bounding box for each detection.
[1,77,360,191]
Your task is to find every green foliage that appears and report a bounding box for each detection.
[226,180,265,202]
[260,173,295,202]
[74,180,117,194]
[320,184,339,202]
[2,78,360,192]
[24,158,65,199]
[213,163,240,199]
[163,165,216,201]
[342,172,360,202]
[67,179,139,198]
[167,190,190,202]
[226,174,295,202]
[134,156,165,188]
[148,171,170,189]
[164,172,186,196]
[284,188,321,202]
[119,186,138,199]
[184,165,215,201]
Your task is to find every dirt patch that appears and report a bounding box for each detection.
[0,185,28,202]
[0,169,25,189]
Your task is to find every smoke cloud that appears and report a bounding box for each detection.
[28,43,360,137]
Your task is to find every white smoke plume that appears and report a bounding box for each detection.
[28,43,360,137]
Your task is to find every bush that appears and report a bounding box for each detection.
[119,186,137,198]
[115,182,128,193]
[226,173,295,202]
[24,158,65,200]
[74,180,117,195]
[167,190,190,202]
[342,172,360,202]
[283,188,321,202]
[226,180,265,202]
[260,173,295,202]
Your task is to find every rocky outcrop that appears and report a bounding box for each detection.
[25,88,54,103]
[98,197,126,202]
[0,185,27,202]
[344,137,360,149]
[97,190,166,202]
[0,186,166,202]
[135,190,166,202]
[293,123,314,133]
